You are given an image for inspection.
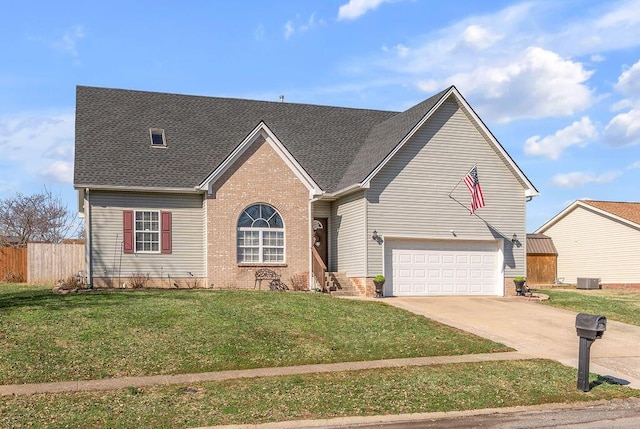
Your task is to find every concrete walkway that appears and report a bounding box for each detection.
[0,351,528,396]
[383,296,640,389]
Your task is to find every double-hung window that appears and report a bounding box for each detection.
[135,210,160,252]
[237,204,285,263]
[123,210,171,254]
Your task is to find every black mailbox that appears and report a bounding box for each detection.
[575,313,607,339]
[575,313,607,392]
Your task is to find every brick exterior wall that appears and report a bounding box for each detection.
[504,277,521,297]
[206,135,310,289]
[351,277,376,297]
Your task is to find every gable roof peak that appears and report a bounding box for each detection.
[579,200,640,225]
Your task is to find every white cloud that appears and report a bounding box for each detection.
[460,25,502,50]
[611,99,633,111]
[416,79,439,93]
[0,112,75,183]
[283,13,325,39]
[446,47,594,122]
[0,179,19,194]
[39,160,73,184]
[552,171,621,188]
[254,24,265,42]
[603,108,640,146]
[627,161,640,169]
[615,59,640,98]
[338,0,392,21]
[524,117,597,160]
[52,25,84,57]
[284,20,295,39]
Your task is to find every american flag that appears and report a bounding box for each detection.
[463,166,485,215]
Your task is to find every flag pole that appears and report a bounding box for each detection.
[448,164,477,197]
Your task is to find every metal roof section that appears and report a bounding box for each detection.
[526,233,558,255]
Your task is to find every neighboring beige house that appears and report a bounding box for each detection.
[74,85,538,296]
[535,200,640,287]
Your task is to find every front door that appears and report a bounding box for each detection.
[313,218,328,267]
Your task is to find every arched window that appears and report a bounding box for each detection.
[237,204,285,263]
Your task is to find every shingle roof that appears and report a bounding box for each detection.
[526,233,558,255]
[76,86,446,193]
[581,200,640,226]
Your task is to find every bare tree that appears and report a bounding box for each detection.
[0,188,81,247]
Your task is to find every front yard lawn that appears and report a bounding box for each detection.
[2,359,639,428]
[0,284,509,385]
[540,289,640,326]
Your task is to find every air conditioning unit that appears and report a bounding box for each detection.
[577,278,600,290]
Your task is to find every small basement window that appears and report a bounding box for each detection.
[149,128,166,147]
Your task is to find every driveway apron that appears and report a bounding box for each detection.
[384,297,640,389]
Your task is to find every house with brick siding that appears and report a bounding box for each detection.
[535,200,640,288]
[74,85,537,296]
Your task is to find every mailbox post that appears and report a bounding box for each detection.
[575,313,607,392]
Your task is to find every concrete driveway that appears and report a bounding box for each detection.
[384,296,640,389]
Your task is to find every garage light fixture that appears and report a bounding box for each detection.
[512,233,518,243]
[372,230,378,240]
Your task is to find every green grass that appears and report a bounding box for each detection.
[1,359,638,428]
[0,284,509,384]
[540,289,640,326]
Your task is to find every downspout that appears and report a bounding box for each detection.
[308,197,313,290]
[364,189,369,280]
[85,188,93,287]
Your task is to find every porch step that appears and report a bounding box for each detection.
[325,272,360,297]
[331,290,361,297]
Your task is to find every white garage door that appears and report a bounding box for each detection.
[385,239,501,296]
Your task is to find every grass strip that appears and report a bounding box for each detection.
[540,289,640,326]
[2,359,639,428]
[0,284,509,384]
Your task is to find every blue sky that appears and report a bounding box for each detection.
[1,0,639,231]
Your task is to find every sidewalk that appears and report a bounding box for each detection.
[0,351,528,396]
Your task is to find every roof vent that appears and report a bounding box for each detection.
[149,128,166,147]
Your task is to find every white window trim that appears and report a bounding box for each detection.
[238,227,286,263]
[134,210,161,254]
[149,128,167,147]
[237,204,286,264]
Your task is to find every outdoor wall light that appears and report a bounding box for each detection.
[512,233,518,243]
[372,230,379,240]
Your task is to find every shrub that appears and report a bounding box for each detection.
[289,272,309,291]
[129,272,150,289]
[2,271,25,283]
[60,275,85,289]
[374,274,385,283]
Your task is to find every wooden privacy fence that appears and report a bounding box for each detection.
[27,243,85,285]
[0,247,27,281]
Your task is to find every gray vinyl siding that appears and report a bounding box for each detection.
[543,206,640,284]
[330,191,366,276]
[313,201,331,218]
[89,191,206,283]
[367,98,527,277]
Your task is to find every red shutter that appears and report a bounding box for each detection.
[161,211,172,254]
[123,211,134,254]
